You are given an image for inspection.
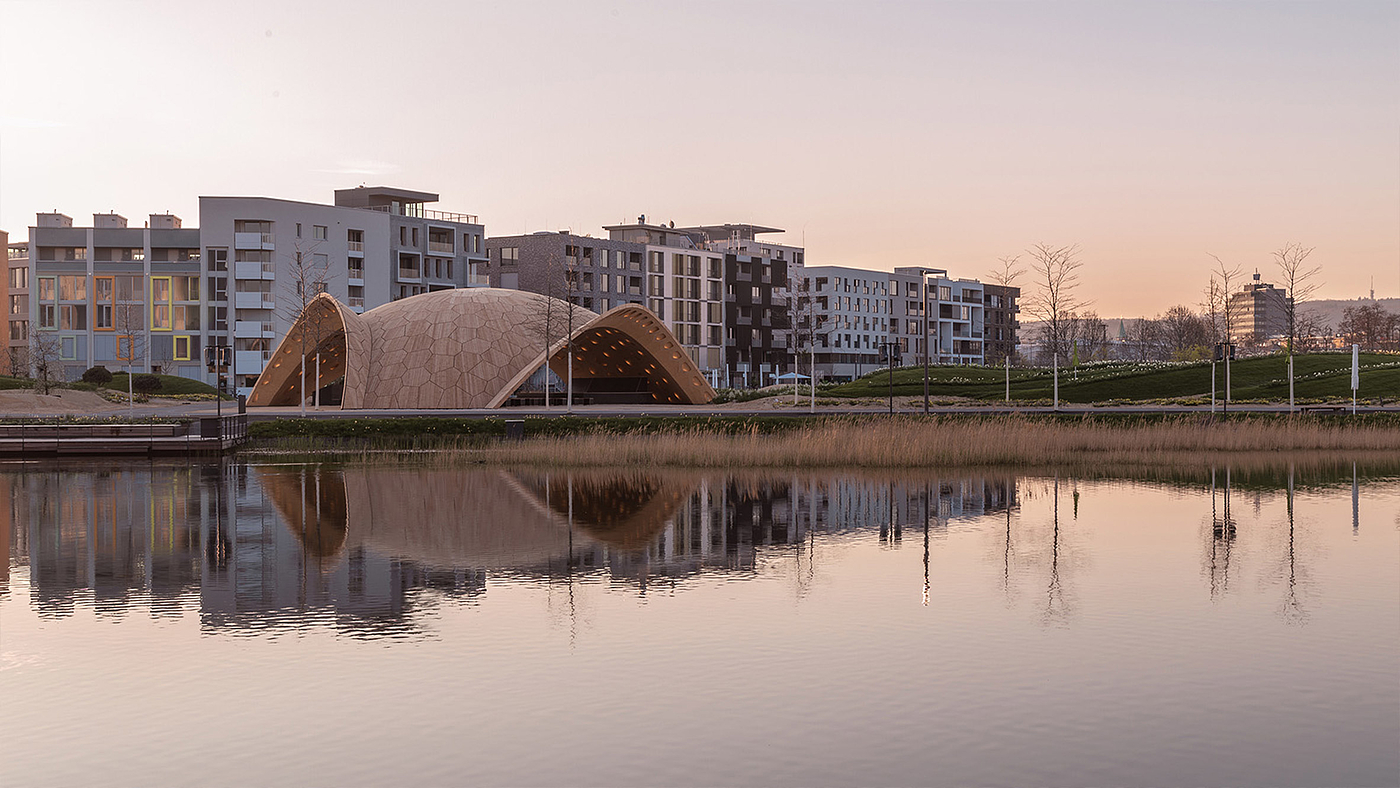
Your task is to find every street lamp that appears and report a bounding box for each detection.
[914,268,947,415]
[878,340,900,415]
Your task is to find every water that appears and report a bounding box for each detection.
[3,460,1398,788]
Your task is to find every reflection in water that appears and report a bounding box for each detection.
[6,463,1023,636]
[4,461,1392,638]
[5,460,1398,788]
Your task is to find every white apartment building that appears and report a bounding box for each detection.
[795,265,988,381]
[200,187,488,394]
[797,265,894,381]
[890,267,985,366]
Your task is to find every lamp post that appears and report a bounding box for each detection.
[879,340,898,415]
[914,267,947,415]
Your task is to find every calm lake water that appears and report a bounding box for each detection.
[2,459,1398,788]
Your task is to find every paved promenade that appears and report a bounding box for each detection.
[41,400,1396,421]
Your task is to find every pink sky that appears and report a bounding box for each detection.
[1,0,1395,315]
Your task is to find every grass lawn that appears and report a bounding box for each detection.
[105,372,221,397]
[826,352,1400,403]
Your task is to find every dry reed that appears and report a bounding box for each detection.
[460,416,1400,469]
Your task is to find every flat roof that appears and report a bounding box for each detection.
[334,186,440,207]
[675,223,784,237]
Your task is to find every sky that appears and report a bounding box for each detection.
[1,0,1396,316]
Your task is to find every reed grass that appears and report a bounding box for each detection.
[247,415,1400,469]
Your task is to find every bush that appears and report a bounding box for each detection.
[81,365,114,385]
[132,375,163,395]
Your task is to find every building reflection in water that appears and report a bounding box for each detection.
[4,462,1017,637]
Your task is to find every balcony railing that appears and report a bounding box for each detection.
[398,268,420,281]
[359,205,479,224]
[348,241,364,253]
[348,296,364,308]
[427,241,454,254]
[348,269,364,281]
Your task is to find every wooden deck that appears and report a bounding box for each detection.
[0,415,249,456]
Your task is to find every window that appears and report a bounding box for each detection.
[60,305,86,330]
[116,335,135,361]
[313,225,327,240]
[348,260,364,279]
[207,247,228,271]
[151,277,172,330]
[60,335,77,360]
[173,335,191,361]
[173,276,200,302]
[8,267,27,289]
[499,247,518,263]
[649,252,664,273]
[115,276,141,302]
[296,223,303,238]
[38,276,55,302]
[9,295,26,315]
[58,275,87,301]
[940,286,952,301]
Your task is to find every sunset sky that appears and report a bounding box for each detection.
[1,0,1395,316]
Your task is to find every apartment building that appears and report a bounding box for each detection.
[3,229,26,375]
[889,268,986,366]
[25,211,204,383]
[200,186,488,393]
[796,265,893,381]
[487,219,800,387]
[671,223,799,387]
[1228,272,1290,343]
[982,283,1021,364]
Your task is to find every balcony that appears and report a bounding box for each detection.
[234,320,275,339]
[234,261,276,280]
[397,268,421,282]
[234,232,275,250]
[427,241,454,254]
[348,296,364,308]
[234,350,271,373]
[347,240,364,254]
[234,292,275,310]
[348,270,365,285]
[465,273,490,287]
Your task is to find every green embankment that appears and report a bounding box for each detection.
[826,352,1400,403]
[104,373,220,396]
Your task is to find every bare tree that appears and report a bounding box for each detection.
[29,331,61,395]
[788,272,832,402]
[522,253,569,407]
[1124,317,1160,361]
[985,255,1024,365]
[113,301,147,413]
[1273,243,1321,356]
[1208,255,1243,343]
[1160,305,1210,360]
[1339,303,1399,351]
[1273,243,1322,409]
[1293,310,1330,353]
[278,239,331,414]
[1023,244,1084,363]
[1070,310,1109,361]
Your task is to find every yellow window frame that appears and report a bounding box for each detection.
[173,335,191,361]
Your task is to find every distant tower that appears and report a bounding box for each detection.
[1370,276,1375,301]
